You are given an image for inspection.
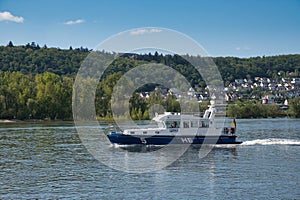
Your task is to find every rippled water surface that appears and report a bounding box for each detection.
[0,119,299,199]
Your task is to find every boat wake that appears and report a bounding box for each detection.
[241,138,300,146]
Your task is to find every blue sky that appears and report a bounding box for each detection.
[0,0,299,57]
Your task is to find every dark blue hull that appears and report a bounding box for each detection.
[107,132,242,145]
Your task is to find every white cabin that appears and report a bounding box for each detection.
[122,101,229,136]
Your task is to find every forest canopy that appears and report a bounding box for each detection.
[1,43,300,81]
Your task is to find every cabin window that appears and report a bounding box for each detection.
[183,121,189,128]
[166,121,180,128]
[130,131,135,134]
[155,131,160,134]
[157,122,165,128]
[191,121,198,128]
[200,121,208,127]
[143,131,147,134]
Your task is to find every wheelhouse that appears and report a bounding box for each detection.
[153,112,210,130]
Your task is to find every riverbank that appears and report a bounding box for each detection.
[0,119,73,123]
[0,119,17,123]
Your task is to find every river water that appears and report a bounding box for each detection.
[0,118,299,199]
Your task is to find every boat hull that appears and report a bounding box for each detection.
[107,132,242,145]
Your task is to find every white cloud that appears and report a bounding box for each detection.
[130,28,162,35]
[64,19,85,25]
[0,11,24,23]
[236,46,251,51]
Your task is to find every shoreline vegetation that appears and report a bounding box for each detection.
[0,119,72,123]
[0,43,300,120]
[0,99,299,122]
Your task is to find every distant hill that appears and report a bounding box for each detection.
[1,43,300,83]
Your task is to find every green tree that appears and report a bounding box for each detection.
[35,72,63,119]
[288,98,300,118]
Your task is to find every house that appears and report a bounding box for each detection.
[140,92,150,99]
[235,79,244,85]
[262,94,275,104]
[291,78,300,85]
[187,87,195,97]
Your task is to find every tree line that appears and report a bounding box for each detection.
[0,71,73,120]
[226,100,300,118]
[0,71,200,120]
[1,70,299,120]
[1,43,300,82]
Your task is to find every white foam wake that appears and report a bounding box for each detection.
[241,138,300,146]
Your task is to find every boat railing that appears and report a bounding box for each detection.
[165,112,205,117]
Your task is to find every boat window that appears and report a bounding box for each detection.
[183,121,189,128]
[191,121,198,128]
[157,122,165,128]
[200,121,208,127]
[166,121,171,128]
[166,121,180,128]
[130,131,135,134]
[143,131,147,134]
